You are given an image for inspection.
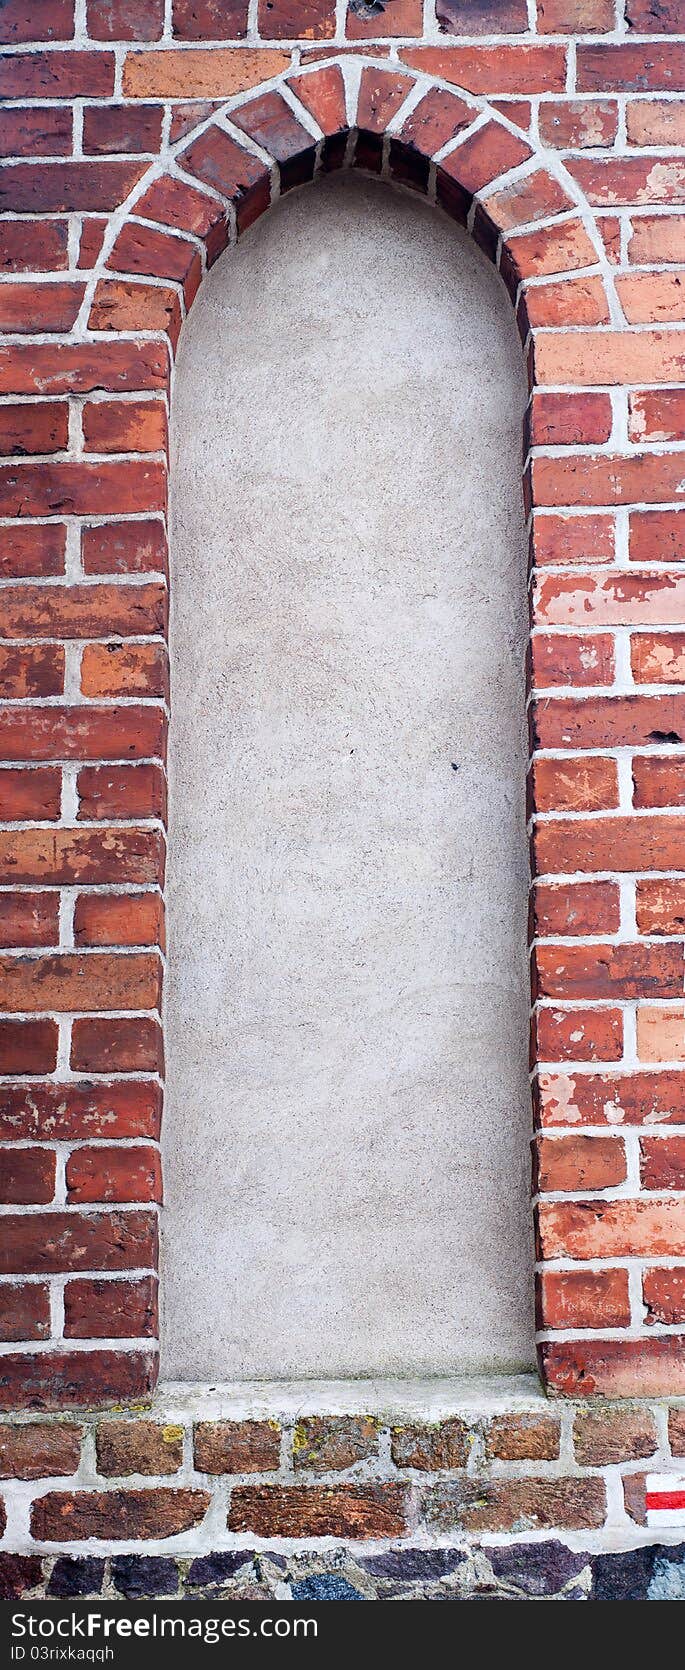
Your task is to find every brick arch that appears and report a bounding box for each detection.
[1,54,683,1412]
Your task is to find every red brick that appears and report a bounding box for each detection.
[484,170,575,237]
[82,520,166,576]
[532,696,685,753]
[77,765,166,822]
[627,100,685,148]
[287,65,347,137]
[0,1349,157,1411]
[541,1337,685,1398]
[532,880,620,938]
[107,223,200,297]
[531,755,618,813]
[538,0,615,26]
[74,893,163,950]
[0,828,163,887]
[530,631,614,689]
[578,43,685,94]
[173,0,248,35]
[630,216,685,265]
[0,645,64,700]
[538,98,617,149]
[536,1268,630,1330]
[64,1275,158,1338]
[389,1420,468,1471]
[0,401,68,458]
[423,1476,606,1533]
[180,122,272,235]
[637,879,685,936]
[0,705,164,763]
[632,1006,684,1064]
[0,51,114,99]
[82,104,164,156]
[0,768,61,821]
[504,219,600,288]
[0,221,69,275]
[0,1149,56,1206]
[531,513,615,567]
[0,893,59,950]
[231,91,316,192]
[0,283,84,335]
[66,1145,162,1205]
[535,329,685,388]
[535,1133,626,1193]
[258,0,334,36]
[484,1414,560,1462]
[0,106,72,159]
[536,1069,685,1128]
[644,1269,685,1327]
[534,942,683,1002]
[618,272,685,325]
[78,217,107,269]
[0,1019,58,1075]
[534,813,685,873]
[400,46,567,95]
[641,1136,685,1191]
[81,644,168,701]
[96,1420,182,1477]
[0,461,165,520]
[0,1424,81,1480]
[0,161,145,214]
[438,0,527,30]
[625,0,683,29]
[529,391,612,448]
[83,401,168,460]
[630,510,685,565]
[534,1005,623,1063]
[0,952,161,1014]
[534,452,685,509]
[522,275,610,329]
[630,391,685,445]
[133,175,227,265]
[0,1082,161,1142]
[0,1285,50,1343]
[71,1017,163,1075]
[122,47,288,100]
[293,1416,379,1472]
[89,280,182,347]
[0,0,74,41]
[573,1409,658,1466]
[0,342,168,398]
[229,1483,408,1538]
[32,1486,208,1541]
[632,633,685,685]
[168,99,223,143]
[669,1407,685,1452]
[194,1421,281,1474]
[633,756,685,809]
[0,1211,157,1276]
[538,1197,685,1259]
[87,0,164,38]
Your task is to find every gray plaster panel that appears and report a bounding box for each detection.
[162,172,533,1380]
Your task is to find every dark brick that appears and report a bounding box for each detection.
[486,1541,590,1599]
[47,1558,105,1598]
[0,1554,43,1599]
[112,1556,179,1598]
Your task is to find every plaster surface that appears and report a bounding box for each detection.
[163,171,532,1380]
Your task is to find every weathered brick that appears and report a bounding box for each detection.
[534,943,683,1003]
[637,1007,685,1065]
[531,756,618,813]
[0,401,68,458]
[194,1421,281,1474]
[0,1082,161,1142]
[87,0,164,37]
[0,1285,50,1343]
[82,103,164,156]
[438,0,527,31]
[0,1350,157,1411]
[645,1270,685,1327]
[0,704,164,763]
[0,952,161,1014]
[122,47,288,99]
[82,400,168,457]
[258,0,333,36]
[0,461,165,520]
[538,1198,685,1260]
[485,1413,560,1462]
[81,644,168,700]
[0,1211,157,1275]
[630,216,685,265]
[535,329,685,388]
[400,46,567,95]
[532,880,620,939]
[534,1133,626,1193]
[96,1421,182,1477]
[536,1268,631,1330]
[534,1005,623,1064]
[389,1419,468,1471]
[81,520,166,576]
[64,1276,158,1339]
[637,879,685,935]
[641,1135,685,1191]
[0,162,145,215]
[74,893,163,950]
[77,765,166,822]
[633,756,685,809]
[573,1409,658,1467]
[538,98,617,149]
[0,1423,81,1480]
[288,64,347,139]
[537,1069,685,1128]
[532,512,614,567]
[0,107,72,159]
[669,1408,685,1454]
[0,51,114,99]
[66,1145,162,1205]
[534,814,685,874]
[423,1476,606,1533]
[348,0,421,36]
[0,1149,56,1206]
[0,1019,58,1076]
[541,1337,685,1398]
[538,0,615,27]
[0,644,64,699]
[179,123,270,233]
[0,342,168,397]
[89,280,182,346]
[32,1488,208,1541]
[578,43,685,93]
[0,221,69,274]
[0,766,62,824]
[0,828,163,887]
[522,274,610,329]
[0,0,74,41]
[231,91,316,191]
[630,390,685,444]
[229,1483,408,1538]
[293,1416,378,1472]
[632,633,685,684]
[529,391,612,448]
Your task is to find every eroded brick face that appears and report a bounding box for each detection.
[0,0,682,1564]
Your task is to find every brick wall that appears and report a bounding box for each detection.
[2,0,685,1581]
